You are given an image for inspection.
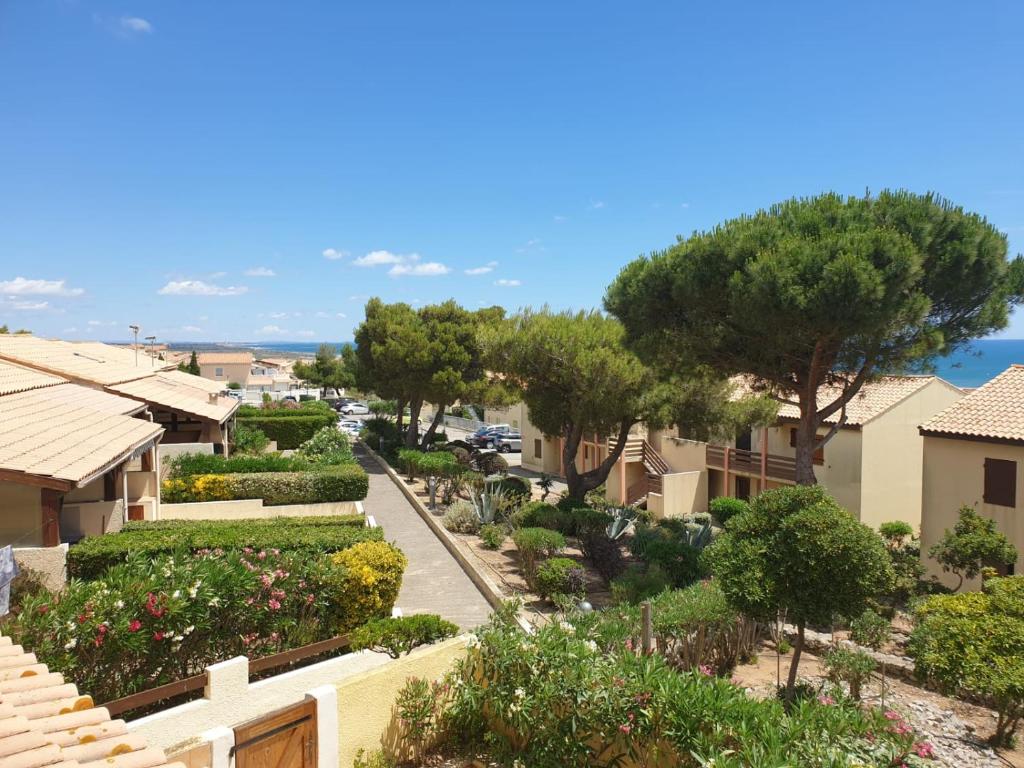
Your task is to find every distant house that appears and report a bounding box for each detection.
[0,360,163,583]
[0,335,240,455]
[920,365,1024,588]
[198,351,253,388]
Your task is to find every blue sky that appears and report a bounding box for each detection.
[1,1,1023,343]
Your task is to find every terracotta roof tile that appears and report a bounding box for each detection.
[920,364,1024,442]
[0,633,183,768]
[0,337,155,386]
[197,351,253,365]
[733,375,952,427]
[106,373,240,424]
[0,384,162,485]
[0,361,65,396]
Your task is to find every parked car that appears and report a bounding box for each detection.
[338,420,362,438]
[282,395,297,403]
[493,432,522,453]
[340,402,370,415]
[331,397,357,412]
[470,424,512,448]
[224,390,245,400]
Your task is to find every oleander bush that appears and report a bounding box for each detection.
[68,517,379,580]
[297,426,355,465]
[232,424,270,456]
[434,605,932,767]
[162,465,369,506]
[6,543,405,704]
[350,614,459,658]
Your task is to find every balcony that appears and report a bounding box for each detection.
[706,445,797,484]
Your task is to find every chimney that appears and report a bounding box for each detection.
[209,393,218,404]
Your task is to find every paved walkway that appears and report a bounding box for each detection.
[355,446,493,631]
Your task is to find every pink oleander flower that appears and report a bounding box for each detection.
[129,619,142,632]
[699,664,713,676]
[915,742,934,758]
[153,631,165,641]
[268,598,281,610]
[817,694,835,705]
[892,723,913,736]
[619,724,631,735]
[305,594,315,604]
[260,574,273,588]
[257,550,267,560]
[243,547,253,554]
[884,710,901,721]
[37,604,49,614]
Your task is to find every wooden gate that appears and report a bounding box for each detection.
[232,699,317,768]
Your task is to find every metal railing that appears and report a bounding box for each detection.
[442,414,487,432]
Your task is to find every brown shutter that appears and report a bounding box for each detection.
[984,458,1017,507]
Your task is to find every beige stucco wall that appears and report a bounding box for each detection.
[61,499,124,538]
[657,436,708,474]
[13,544,68,591]
[0,481,42,547]
[337,636,468,767]
[484,402,525,431]
[763,425,863,517]
[607,460,646,504]
[860,379,963,530]
[199,362,250,387]
[648,471,707,519]
[921,435,1024,589]
[159,499,363,521]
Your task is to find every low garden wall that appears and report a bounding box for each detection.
[159,442,214,461]
[127,637,470,768]
[159,498,364,521]
[13,543,67,591]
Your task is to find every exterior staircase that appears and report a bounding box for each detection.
[615,436,671,505]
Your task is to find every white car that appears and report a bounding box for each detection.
[338,420,362,437]
[340,402,370,415]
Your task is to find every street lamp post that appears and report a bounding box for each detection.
[129,325,140,366]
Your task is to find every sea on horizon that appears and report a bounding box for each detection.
[153,338,1024,389]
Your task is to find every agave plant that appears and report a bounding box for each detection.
[606,507,639,540]
[469,483,511,526]
[682,520,713,550]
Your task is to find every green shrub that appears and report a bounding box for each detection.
[928,506,1017,590]
[513,501,569,533]
[236,413,337,449]
[650,581,759,674]
[297,426,355,465]
[398,450,459,481]
[492,475,530,503]
[168,452,311,477]
[479,523,507,550]
[330,541,407,632]
[67,516,378,580]
[164,466,368,506]
[630,519,711,588]
[512,527,565,589]
[849,608,891,650]
[238,400,333,417]
[350,614,459,658]
[567,507,613,536]
[611,565,671,605]
[475,452,508,475]
[910,575,1024,746]
[439,608,926,766]
[233,424,270,456]
[709,496,749,526]
[823,646,877,701]
[442,501,480,534]
[879,520,914,547]
[8,548,361,704]
[577,526,625,584]
[536,557,586,600]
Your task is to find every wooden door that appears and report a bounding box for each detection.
[128,505,145,521]
[233,700,317,768]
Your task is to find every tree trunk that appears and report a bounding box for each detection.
[395,399,406,445]
[794,397,819,486]
[563,420,633,503]
[785,621,805,701]
[405,399,423,447]
[420,404,446,449]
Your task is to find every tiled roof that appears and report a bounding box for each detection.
[106,374,240,424]
[0,361,65,397]
[197,352,253,365]
[0,384,161,486]
[150,369,224,395]
[247,376,273,386]
[733,375,954,427]
[0,632,185,768]
[0,337,153,386]
[67,343,176,372]
[920,365,1024,442]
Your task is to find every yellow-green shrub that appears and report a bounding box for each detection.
[332,541,408,631]
[161,474,232,502]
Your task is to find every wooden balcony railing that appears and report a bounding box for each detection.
[706,445,797,484]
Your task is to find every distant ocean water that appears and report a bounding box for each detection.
[933,339,1024,388]
[159,338,1023,388]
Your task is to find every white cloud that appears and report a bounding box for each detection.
[322,248,349,260]
[336,312,347,318]
[590,200,606,209]
[63,327,78,333]
[245,267,276,277]
[296,330,315,338]
[494,279,522,287]
[208,271,227,279]
[198,315,208,321]
[389,261,450,277]
[181,325,202,332]
[554,215,567,223]
[269,311,290,319]
[13,301,48,311]
[0,277,84,296]
[465,261,498,276]
[258,325,285,335]
[120,16,152,34]
[158,280,248,297]
[87,320,116,327]
[353,250,410,267]
[680,202,690,209]
[315,311,330,318]
[349,294,368,301]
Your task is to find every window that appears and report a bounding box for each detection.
[984,458,1017,507]
[534,439,543,459]
[215,367,224,378]
[789,428,824,465]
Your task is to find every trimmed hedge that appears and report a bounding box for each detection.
[67,516,379,580]
[236,414,337,449]
[162,465,369,506]
[168,452,312,477]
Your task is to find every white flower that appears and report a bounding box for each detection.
[64,638,77,650]
[114,600,125,610]
[173,634,184,642]
[184,625,195,635]
[514,687,526,699]
[585,640,598,652]
[209,596,221,607]
[172,590,181,599]
[188,587,198,598]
